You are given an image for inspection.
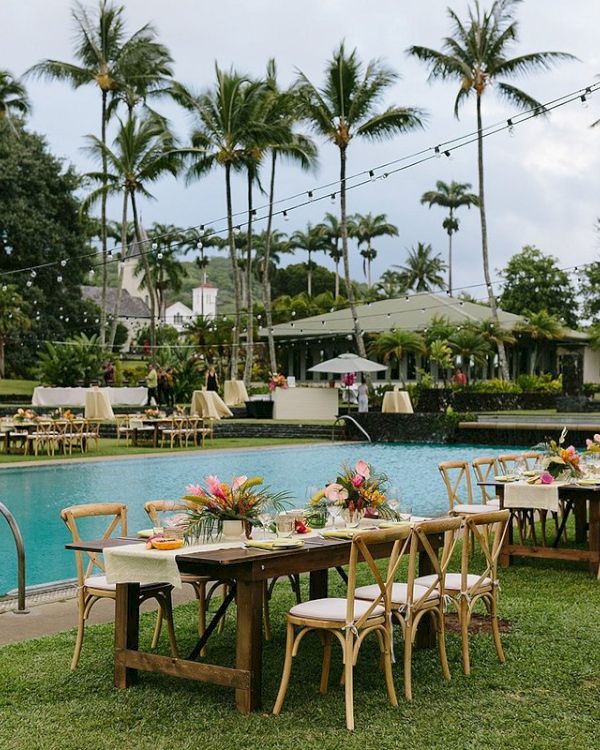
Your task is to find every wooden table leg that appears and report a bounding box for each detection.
[114,582,140,688]
[575,499,588,544]
[415,548,436,649]
[588,499,600,576]
[235,579,263,713]
[309,569,328,600]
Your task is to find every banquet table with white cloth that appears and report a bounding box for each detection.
[381,390,414,414]
[191,390,233,419]
[32,386,147,408]
[223,379,249,406]
[84,387,115,419]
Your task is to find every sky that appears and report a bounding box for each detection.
[2,0,600,300]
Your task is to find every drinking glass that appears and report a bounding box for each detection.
[515,456,527,478]
[258,511,274,538]
[275,514,294,538]
[387,486,401,518]
[400,500,412,521]
[305,485,319,507]
[328,501,342,528]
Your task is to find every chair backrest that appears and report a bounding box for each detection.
[115,415,130,428]
[439,460,473,510]
[498,452,541,474]
[60,503,127,585]
[144,499,192,525]
[459,509,510,595]
[472,457,499,504]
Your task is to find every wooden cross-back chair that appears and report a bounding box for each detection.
[355,516,462,701]
[416,509,510,676]
[274,526,413,731]
[439,460,491,515]
[498,451,541,473]
[471,457,502,506]
[61,502,177,670]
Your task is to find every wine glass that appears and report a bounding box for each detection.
[515,456,527,478]
[305,485,318,508]
[400,500,413,522]
[388,485,401,519]
[258,510,273,538]
[328,501,342,528]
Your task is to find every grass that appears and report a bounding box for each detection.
[0,379,38,396]
[1,554,599,750]
[0,437,325,464]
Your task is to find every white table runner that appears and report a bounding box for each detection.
[503,482,560,512]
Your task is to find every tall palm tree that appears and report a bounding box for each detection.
[354,212,398,288]
[183,228,225,315]
[28,0,172,347]
[395,242,446,292]
[516,309,564,375]
[374,269,407,299]
[368,330,426,386]
[296,43,424,358]
[317,213,344,298]
[0,285,30,377]
[260,60,318,373]
[409,0,574,379]
[0,70,30,132]
[420,180,478,295]
[470,318,516,377]
[290,224,329,297]
[448,328,491,382]
[83,114,179,357]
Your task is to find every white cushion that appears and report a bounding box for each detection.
[453,503,495,514]
[84,575,169,591]
[415,573,492,591]
[355,582,439,604]
[289,597,384,621]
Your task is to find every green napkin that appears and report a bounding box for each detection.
[245,540,277,550]
[379,521,412,529]
[320,529,356,539]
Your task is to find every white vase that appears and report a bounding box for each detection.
[221,519,244,540]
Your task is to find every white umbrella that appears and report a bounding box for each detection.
[308,352,387,373]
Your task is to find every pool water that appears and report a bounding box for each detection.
[0,442,522,594]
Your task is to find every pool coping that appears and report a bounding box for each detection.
[0,440,353,470]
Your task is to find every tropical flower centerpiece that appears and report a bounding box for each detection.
[182,475,287,540]
[311,459,398,525]
[13,408,36,423]
[268,373,287,391]
[62,409,76,421]
[144,407,161,419]
[584,433,600,454]
[540,428,582,479]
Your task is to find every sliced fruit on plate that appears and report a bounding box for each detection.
[150,538,184,550]
[494,475,517,482]
[137,529,154,538]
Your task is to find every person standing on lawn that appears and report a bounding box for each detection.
[146,364,158,406]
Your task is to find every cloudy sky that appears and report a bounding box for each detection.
[3,0,600,298]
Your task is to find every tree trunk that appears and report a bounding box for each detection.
[334,252,340,298]
[339,146,367,358]
[108,190,129,350]
[130,192,156,362]
[307,253,312,297]
[0,337,5,378]
[99,89,108,348]
[243,171,254,387]
[476,95,509,380]
[262,152,278,373]
[225,163,241,379]
[448,208,454,296]
[367,240,372,289]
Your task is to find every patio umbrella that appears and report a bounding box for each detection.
[308,352,387,373]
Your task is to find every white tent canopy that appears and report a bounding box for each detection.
[308,352,387,373]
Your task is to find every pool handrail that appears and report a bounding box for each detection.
[332,415,371,443]
[0,501,29,614]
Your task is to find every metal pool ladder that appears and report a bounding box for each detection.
[332,415,371,442]
[0,501,28,613]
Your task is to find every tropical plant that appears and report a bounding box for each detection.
[515,309,564,374]
[28,0,173,345]
[0,286,30,377]
[373,270,407,299]
[368,330,426,385]
[395,242,446,292]
[409,0,574,379]
[36,333,104,386]
[448,328,491,380]
[317,212,344,298]
[420,180,478,295]
[289,224,330,296]
[428,339,454,384]
[0,70,30,132]
[154,345,204,401]
[353,212,398,288]
[296,42,424,358]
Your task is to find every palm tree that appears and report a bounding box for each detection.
[317,213,344,298]
[428,339,454,385]
[290,224,329,297]
[260,60,318,374]
[0,70,30,132]
[28,0,173,346]
[420,180,478,295]
[409,0,574,379]
[0,285,30,377]
[395,243,446,292]
[182,228,225,315]
[448,328,491,382]
[83,114,179,357]
[471,319,516,378]
[136,243,187,322]
[369,330,426,385]
[516,309,564,375]
[354,212,398,288]
[374,270,407,299]
[296,43,424,358]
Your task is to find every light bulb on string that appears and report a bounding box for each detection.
[330,193,336,204]
[369,170,375,181]
[233,226,241,236]
[444,150,453,160]
[307,191,314,201]
[157,252,163,260]
[152,242,158,250]
[196,241,203,250]
[581,93,589,108]
[26,280,32,287]
[60,259,67,267]
[434,145,441,158]
[507,118,515,137]
[30,270,36,278]
[283,210,288,221]
[57,275,63,283]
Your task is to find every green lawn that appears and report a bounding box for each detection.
[0,378,38,396]
[0,437,325,464]
[1,554,599,749]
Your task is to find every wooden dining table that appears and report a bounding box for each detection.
[481,480,600,576]
[66,530,443,713]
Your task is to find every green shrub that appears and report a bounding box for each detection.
[516,373,562,393]
[470,379,520,393]
[36,334,104,387]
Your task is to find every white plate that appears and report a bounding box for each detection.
[137,529,154,538]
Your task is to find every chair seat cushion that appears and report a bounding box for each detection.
[289,597,384,622]
[453,503,495,514]
[414,573,492,591]
[355,582,439,605]
[84,575,169,592]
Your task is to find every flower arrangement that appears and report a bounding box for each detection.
[62,409,76,421]
[585,433,600,454]
[540,428,582,479]
[182,475,288,539]
[311,459,397,519]
[144,407,161,419]
[13,408,36,423]
[341,372,355,387]
[268,373,287,391]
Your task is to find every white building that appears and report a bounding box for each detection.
[164,283,219,332]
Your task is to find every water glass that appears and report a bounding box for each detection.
[387,486,401,517]
[275,514,294,538]
[515,457,527,477]
[258,511,274,537]
[399,501,412,521]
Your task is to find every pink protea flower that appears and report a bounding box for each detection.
[351,474,364,488]
[206,475,221,495]
[540,472,554,484]
[587,439,594,449]
[594,434,600,443]
[186,484,204,497]
[355,460,370,479]
[324,483,349,503]
[232,475,248,491]
[566,445,576,457]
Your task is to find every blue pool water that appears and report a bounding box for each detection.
[0,442,522,594]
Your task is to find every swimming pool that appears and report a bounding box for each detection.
[0,442,522,594]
